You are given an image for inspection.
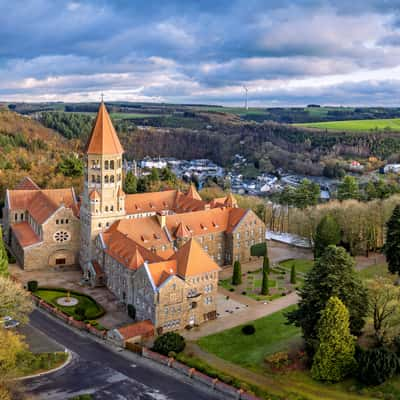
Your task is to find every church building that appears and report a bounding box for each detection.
[3,101,266,332]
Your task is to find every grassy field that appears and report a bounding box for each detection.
[294,118,400,132]
[198,305,301,370]
[357,263,391,280]
[15,351,68,377]
[34,288,104,320]
[279,258,314,274]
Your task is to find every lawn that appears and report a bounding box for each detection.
[279,258,314,274]
[15,351,68,377]
[198,305,301,370]
[110,112,163,119]
[357,263,392,280]
[294,118,400,132]
[34,288,105,320]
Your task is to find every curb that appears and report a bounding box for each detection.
[14,349,73,381]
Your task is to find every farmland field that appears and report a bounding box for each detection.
[294,118,400,132]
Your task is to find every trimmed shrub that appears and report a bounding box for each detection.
[27,280,38,292]
[153,332,186,356]
[250,242,267,257]
[127,304,136,319]
[232,261,242,285]
[75,306,86,320]
[242,324,256,335]
[229,288,235,292]
[262,256,270,273]
[357,347,399,385]
[290,264,297,284]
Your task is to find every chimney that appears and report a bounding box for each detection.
[156,212,166,228]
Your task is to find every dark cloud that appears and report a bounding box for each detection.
[2,0,400,104]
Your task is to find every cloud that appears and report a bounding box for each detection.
[2,0,400,105]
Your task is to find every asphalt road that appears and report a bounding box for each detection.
[22,310,227,400]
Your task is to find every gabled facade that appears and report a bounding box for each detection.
[3,184,80,270]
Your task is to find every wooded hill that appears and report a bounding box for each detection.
[0,109,82,203]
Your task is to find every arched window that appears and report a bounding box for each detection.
[92,175,96,183]
[110,175,115,183]
[104,175,109,183]
[96,175,100,184]
[105,206,109,212]
[104,160,109,170]
[110,205,114,211]
[110,160,115,169]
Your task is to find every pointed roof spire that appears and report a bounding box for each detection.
[186,184,202,201]
[225,192,238,208]
[85,101,124,155]
[175,222,191,238]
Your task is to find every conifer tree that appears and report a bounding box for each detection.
[232,261,242,285]
[262,255,270,274]
[261,269,269,295]
[290,264,297,284]
[314,214,341,259]
[311,296,356,382]
[385,205,400,280]
[123,170,137,194]
[0,227,8,277]
[286,245,368,352]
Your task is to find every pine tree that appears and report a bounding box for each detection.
[314,214,341,259]
[337,176,359,200]
[290,264,296,284]
[261,269,269,295]
[232,261,242,285]
[0,227,8,277]
[286,245,368,353]
[385,205,400,280]
[124,170,137,194]
[311,296,356,382]
[262,255,270,274]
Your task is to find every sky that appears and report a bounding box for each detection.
[3,0,400,106]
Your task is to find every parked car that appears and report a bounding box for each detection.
[1,316,20,329]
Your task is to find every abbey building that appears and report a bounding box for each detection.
[3,102,266,333]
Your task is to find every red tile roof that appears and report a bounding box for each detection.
[14,177,40,190]
[11,222,41,248]
[85,102,124,155]
[171,238,220,277]
[117,320,154,340]
[7,188,78,224]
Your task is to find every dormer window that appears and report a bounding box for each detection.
[110,160,115,170]
[200,223,207,230]
[105,160,109,170]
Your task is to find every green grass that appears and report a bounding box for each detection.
[254,279,276,288]
[198,305,301,370]
[357,263,391,280]
[219,279,235,291]
[16,351,68,377]
[279,258,314,274]
[247,293,283,302]
[294,118,400,132]
[34,288,105,320]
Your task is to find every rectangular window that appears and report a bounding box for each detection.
[55,258,66,265]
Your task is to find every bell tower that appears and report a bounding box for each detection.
[80,100,126,273]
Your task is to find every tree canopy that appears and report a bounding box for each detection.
[337,176,359,201]
[311,297,356,382]
[313,214,341,258]
[286,245,368,352]
[0,227,8,277]
[385,204,400,277]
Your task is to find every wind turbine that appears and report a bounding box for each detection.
[243,86,248,111]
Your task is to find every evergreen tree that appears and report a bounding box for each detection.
[124,170,138,194]
[0,227,8,277]
[262,255,270,274]
[149,168,160,182]
[385,205,400,280]
[286,246,368,353]
[261,269,269,295]
[337,176,359,200]
[290,264,297,284]
[311,297,356,382]
[232,261,242,285]
[314,214,341,259]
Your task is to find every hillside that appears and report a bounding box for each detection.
[0,110,82,202]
